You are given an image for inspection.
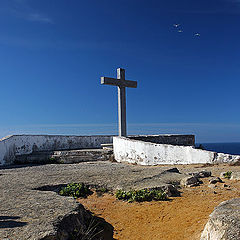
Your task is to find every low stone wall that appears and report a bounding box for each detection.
[0,135,113,165]
[129,134,195,146]
[113,137,240,165]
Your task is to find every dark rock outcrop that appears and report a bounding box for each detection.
[41,204,113,240]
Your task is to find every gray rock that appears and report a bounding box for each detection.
[208,184,216,189]
[209,177,223,184]
[180,176,200,187]
[161,184,181,197]
[162,168,180,174]
[201,198,240,240]
[189,170,211,178]
[230,172,240,180]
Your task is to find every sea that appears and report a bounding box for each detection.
[196,143,240,155]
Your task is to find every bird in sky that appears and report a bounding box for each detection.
[194,33,200,37]
[173,24,180,28]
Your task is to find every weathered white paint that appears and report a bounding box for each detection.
[0,135,113,165]
[113,137,240,165]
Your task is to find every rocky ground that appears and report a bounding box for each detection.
[1,161,240,239]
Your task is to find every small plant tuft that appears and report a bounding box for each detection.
[223,171,232,179]
[59,183,92,199]
[116,188,168,203]
[49,157,56,161]
[69,218,104,240]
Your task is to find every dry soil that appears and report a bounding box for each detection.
[79,171,240,240]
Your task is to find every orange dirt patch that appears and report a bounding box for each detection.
[78,179,240,240]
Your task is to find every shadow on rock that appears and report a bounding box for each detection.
[33,184,67,193]
[0,216,27,229]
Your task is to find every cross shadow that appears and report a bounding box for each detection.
[0,216,27,229]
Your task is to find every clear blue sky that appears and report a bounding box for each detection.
[0,0,240,142]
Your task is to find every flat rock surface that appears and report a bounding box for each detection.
[0,161,187,240]
[1,161,240,240]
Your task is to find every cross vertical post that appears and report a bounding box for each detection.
[117,68,127,137]
[101,68,137,137]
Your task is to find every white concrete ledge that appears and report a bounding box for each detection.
[113,137,240,165]
[0,135,114,165]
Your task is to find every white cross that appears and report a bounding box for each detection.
[101,68,137,137]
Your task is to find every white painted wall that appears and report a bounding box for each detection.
[113,137,240,165]
[0,135,113,165]
[2,135,239,166]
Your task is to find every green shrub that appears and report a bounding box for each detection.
[223,171,232,179]
[116,188,168,203]
[59,183,92,199]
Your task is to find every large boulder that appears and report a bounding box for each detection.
[201,198,240,240]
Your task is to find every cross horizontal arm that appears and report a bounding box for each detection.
[101,77,137,88]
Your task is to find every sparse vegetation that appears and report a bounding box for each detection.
[223,171,232,179]
[59,183,92,199]
[69,218,104,240]
[116,188,168,203]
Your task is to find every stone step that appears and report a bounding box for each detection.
[101,143,113,150]
[15,148,113,164]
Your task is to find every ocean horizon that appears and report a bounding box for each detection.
[196,142,240,155]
